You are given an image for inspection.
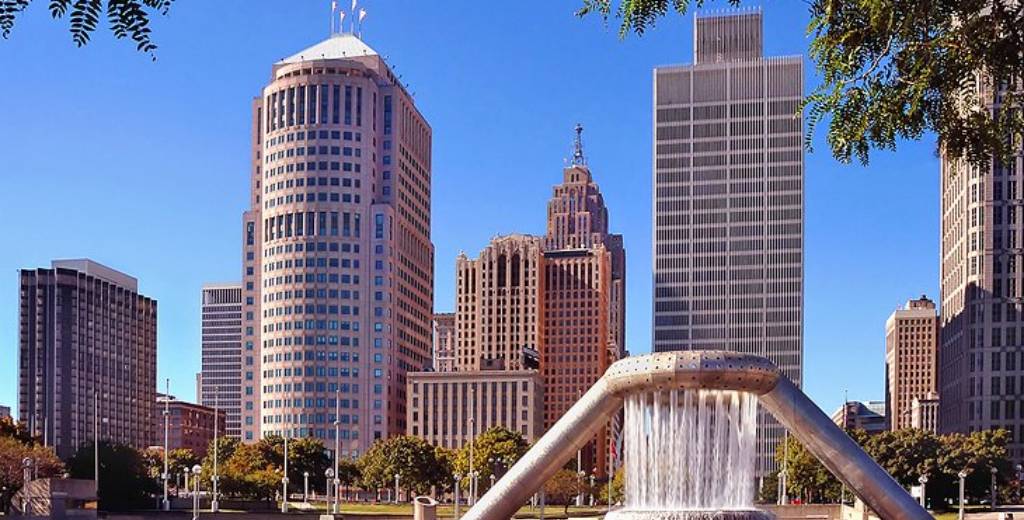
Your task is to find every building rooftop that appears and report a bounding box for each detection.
[277,33,378,64]
[51,259,138,291]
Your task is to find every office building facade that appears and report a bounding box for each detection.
[19,259,157,458]
[406,370,544,449]
[885,295,940,431]
[240,33,433,452]
[199,283,243,439]
[831,400,887,436]
[154,394,226,457]
[939,76,1024,460]
[651,11,804,473]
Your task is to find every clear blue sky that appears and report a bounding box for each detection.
[0,0,939,416]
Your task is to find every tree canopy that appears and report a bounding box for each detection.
[452,426,529,494]
[0,435,64,511]
[0,0,173,58]
[67,441,157,511]
[771,428,1012,509]
[578,0,1024,165]
[357,435,449,496]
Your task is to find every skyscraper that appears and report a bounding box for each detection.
[455,234,544,371]
[19,259,157,458]
[240,32,433,451]
[651,11,804,473]
[443,127,626,476]
[939,76,1024,460]
[199,283,243,439]
[885,295,939,431]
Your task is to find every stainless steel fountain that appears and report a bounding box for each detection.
[460,351,931,520]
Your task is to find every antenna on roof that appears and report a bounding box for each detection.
[572,123,586,166]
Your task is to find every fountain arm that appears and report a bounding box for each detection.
[460,377,623,520]
[759,377,931,520]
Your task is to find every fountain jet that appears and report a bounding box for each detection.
[460,351,931,520]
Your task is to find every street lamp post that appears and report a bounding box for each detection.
[191,464,202,520]
[958,470,969,520]
[394,473,401,504]
[162,379,170,511]
[577,470,586,508]
[589,472,596,506]
[991,466,998,510]
[281,435,290,513]
[468,415,476,505]
[325,468,334,511]
[211,389,219,512]
[183,469,189,499]
[453,473,462,520]
[303,471,310,504]
[333,389,341,513]
[918,475,928,510]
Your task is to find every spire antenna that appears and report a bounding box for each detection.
[572,123,586,166]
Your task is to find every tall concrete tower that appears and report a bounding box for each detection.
[651,11,804,474]
[240,33,433,453]
[939,75,1024,462]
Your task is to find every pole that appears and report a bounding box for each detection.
[281,435,290,513]
[958,471,967,520]
[192,465,201,520]
[454,473,461,520]
[94,392,99,497]
[918,475,928,510]
[468,414,476,505]
[304,472,309,504]
[334,389,340,513]
[394,473,400,504]
[212,389,219,512]
[162,379,170,511]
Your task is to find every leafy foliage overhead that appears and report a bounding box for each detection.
[577,0,1024,165]
[0,0,174,58]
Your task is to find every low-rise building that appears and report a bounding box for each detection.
[831,400,887,435]
[910,392,940,432]
[406,370,543,450]
[153,394,226,457]
[0,405,11,420]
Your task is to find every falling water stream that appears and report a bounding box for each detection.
[606,389,772,520]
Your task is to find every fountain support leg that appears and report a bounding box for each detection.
[759,377,931,520]
[460,379,622,520]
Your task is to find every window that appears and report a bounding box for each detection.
[332,85,340,124]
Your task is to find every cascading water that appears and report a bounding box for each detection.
[606,388,774,520]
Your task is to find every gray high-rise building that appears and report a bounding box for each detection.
[19,259,157,458]
[939,77,1024,461]
[199,283,243,439]
[652,11,804,474]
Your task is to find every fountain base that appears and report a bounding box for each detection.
[605,510,775,520]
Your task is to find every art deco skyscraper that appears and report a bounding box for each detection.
[939,77,1024,460]
[652,11,804,473]
[19,259,157,458]
[240,33,433,451]
[199,283,243,439]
